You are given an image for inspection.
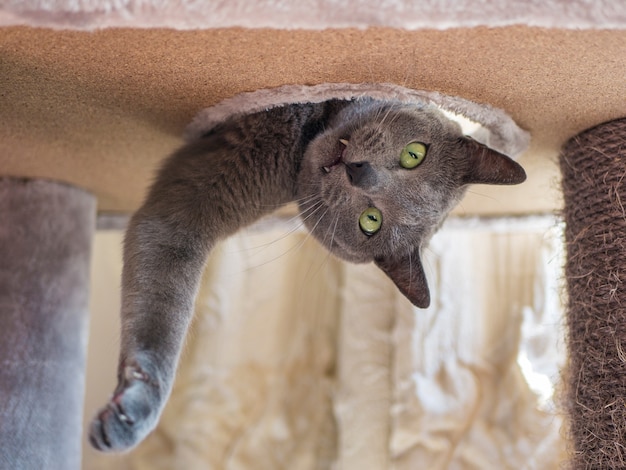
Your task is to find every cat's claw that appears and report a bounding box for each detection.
[89,361,163,452]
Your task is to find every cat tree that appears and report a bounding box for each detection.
[0,1,625,468]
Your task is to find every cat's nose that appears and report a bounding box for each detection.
[345,161,377,189]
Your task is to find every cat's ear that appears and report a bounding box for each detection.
[462,137,526,186]
[375,250,430,308]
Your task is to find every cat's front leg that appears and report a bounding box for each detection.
[88,129,299,452]
[89,201,212,451]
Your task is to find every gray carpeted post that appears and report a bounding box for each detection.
[0,178,96,469]
[561,118,626,469]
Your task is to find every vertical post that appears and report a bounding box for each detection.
[0,178,95,470]
[561,119,626,469]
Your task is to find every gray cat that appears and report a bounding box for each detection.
[89,98,525,451]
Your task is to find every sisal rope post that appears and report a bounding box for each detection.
[561,118,626,469]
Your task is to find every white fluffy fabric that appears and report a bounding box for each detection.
[1,0,625,30]
[84,215,567,470]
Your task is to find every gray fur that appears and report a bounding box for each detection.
[89,99,526,452]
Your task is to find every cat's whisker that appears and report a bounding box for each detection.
[329,213,340,250]
[241,206,331,272]
[399,47,417,90]
[275,201,323,234]
[298,213,339,288]
[317,207,339,247]
[234,203,328,271]
[306,206,331,238]
[465,189,500,202]
[366,61,375,84]
[274,198,324,229]
[408,248,413,298]
[374,103,405,137]
[453,199,469,216]
[381,104,405,129]
[291,192,323,206]
[380,105,395,126]
[288,202,331,254]
[229,199,324,255]
[300,200,326,221]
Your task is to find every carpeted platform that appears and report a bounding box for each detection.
[1,3,625,214]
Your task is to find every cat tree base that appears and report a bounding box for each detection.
[0,178,95,469]
[561,118,626,469]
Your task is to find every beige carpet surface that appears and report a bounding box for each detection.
[1,25,625,213]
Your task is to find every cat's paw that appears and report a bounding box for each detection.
[89,360,163,452]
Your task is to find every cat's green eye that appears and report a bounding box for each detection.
[400,142,427,169]
[359,207,383,235]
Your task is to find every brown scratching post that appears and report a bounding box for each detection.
[0,179,95,469]
[561,118,626,469]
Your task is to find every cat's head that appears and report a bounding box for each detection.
[297,100,526,308]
